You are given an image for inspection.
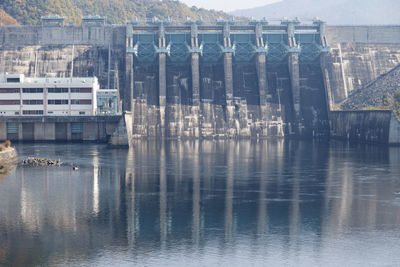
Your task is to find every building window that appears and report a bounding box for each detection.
[0,88,20,93]
[15,112,20,115]
[6,78,20,83]
[79,111,86,115]
[71,88,92,93]
[6,122,19,133]
[71,122,83,133]
[23,88,43,93]
[48,88,68,93]
[0,100,20,105]
[71,99,92,105]
[23,100,43,105]
[48,100,68,105]
[22,110,44,115]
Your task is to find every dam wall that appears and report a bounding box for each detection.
[125,21,331,139]
[325,26,400,103]
[1,23,400,140]
[330,110,400,144]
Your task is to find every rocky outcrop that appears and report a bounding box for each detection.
[19,158,64,166]
[0,147,18,178]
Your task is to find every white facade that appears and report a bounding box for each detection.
[0,74,98,116]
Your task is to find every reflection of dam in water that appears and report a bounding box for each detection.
[2,21,400,141]
[1,142,400,265]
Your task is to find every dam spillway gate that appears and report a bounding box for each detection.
[125,19,331,139]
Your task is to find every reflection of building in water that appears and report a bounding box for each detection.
[93,149,100,215]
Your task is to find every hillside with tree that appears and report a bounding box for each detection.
[0,8,19,25]
[0,0,230,25]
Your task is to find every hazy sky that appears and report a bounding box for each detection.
[180,0,281,12]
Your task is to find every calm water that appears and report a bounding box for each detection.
[1,140,400,266]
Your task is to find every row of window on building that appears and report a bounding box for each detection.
[0,100,92,105]
[0,88,92,93]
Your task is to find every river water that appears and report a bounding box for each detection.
[1,140,400,266]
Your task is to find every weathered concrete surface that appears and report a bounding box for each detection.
[326,26,400,103]
[389,113,400,144]
[129,101,283,139]
[329,110,397,143]
[34,122,55,141]
[109,112,132,146]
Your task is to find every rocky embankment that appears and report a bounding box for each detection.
[341,64,400,110]
[19,158,64,166]
[0,147,18,178]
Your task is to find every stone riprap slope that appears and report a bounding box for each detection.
[341,64,400,110]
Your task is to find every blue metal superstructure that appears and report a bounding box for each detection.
[126,18,330,64]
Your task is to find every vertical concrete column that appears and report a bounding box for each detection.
[68,88,71,115]
[191,53,200,106]
[255,24,268,107]
[285,20,301,123]
[223,53,234,102]
[124,24,134,112]
[256,53,267,105]
[124,53,134,111]
[158,23,167,137]
[223,23,233,103]
[43,88,48,115]
[18,123,23,141]
[191,24,200,107]
[288,53,300,119]
[321,53,333,118]
[316,19,332,114]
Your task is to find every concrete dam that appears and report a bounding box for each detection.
[1,20,400,141]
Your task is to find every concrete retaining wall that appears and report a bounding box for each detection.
[327,26,400,44]
[329,110,400,144]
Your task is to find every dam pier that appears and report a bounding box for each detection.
[1,17,400,143]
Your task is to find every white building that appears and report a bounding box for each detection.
[0,74,98,116]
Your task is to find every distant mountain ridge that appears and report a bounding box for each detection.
[232,0,400,25]
[0,0,230,25]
